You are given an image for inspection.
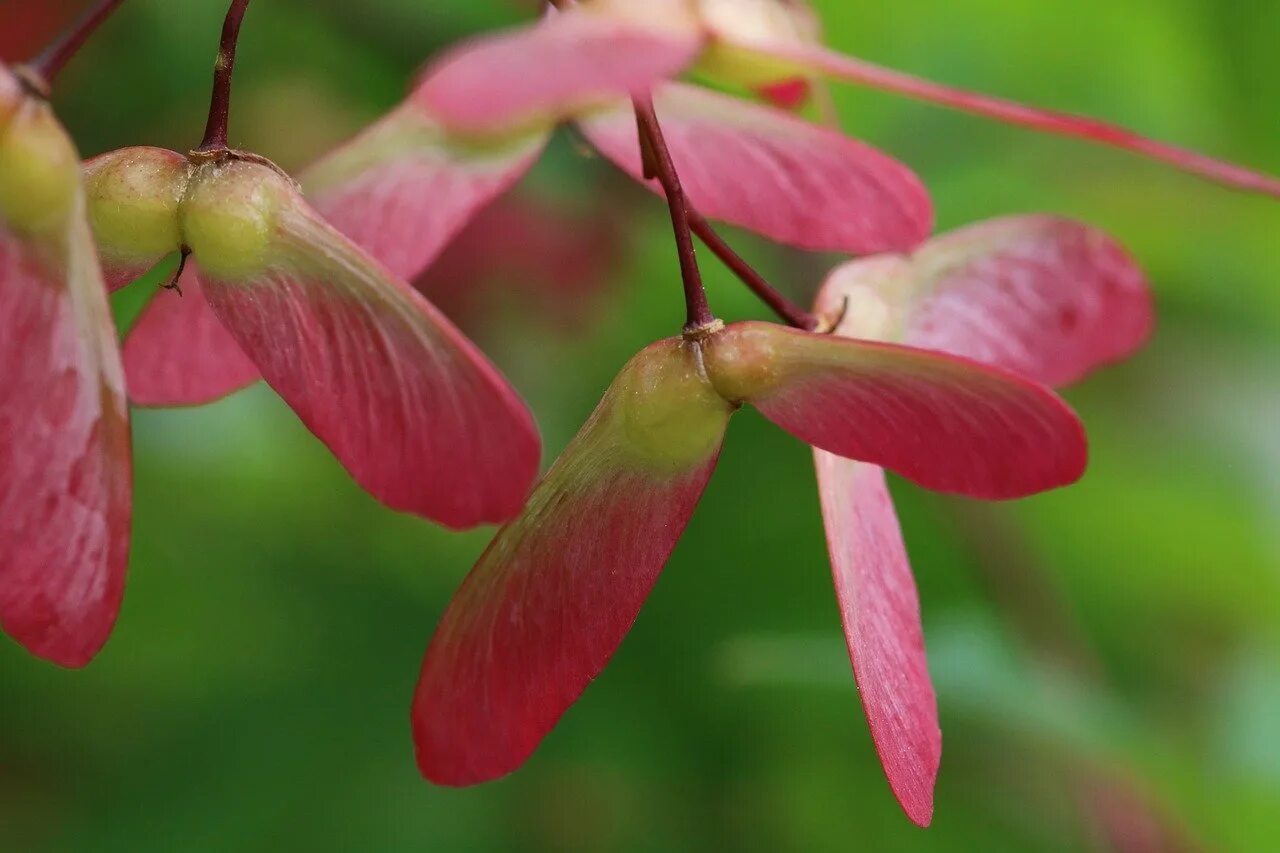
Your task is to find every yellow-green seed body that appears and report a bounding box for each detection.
[82,147,291,283]
[700,323,788,402]
[0,99,80,238]
[693,0,818,88]
[694,43,810,89]
[84,147,189,268]
[181,160,285,281]
[610,340,734,472]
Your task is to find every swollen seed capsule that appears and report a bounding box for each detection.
[699,322,789,403]
[612,339,734,472]
[694,0,818,89]
[0,99,80,237]
[180,159,287,282]
[83,147,189,273]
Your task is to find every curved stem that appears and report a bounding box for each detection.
[687,211,817,331]
[197,0,253,153]
[160,248,192,297]
[25,0,127,93]
[632,96,716,332]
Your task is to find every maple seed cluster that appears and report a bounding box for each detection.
[2,0,1276,830]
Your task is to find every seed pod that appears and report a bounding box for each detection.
[84,145,541,527]
[0,65,131,668]
[83,147,188,289]
[414,338,733,784]
[180,158,286,282]
[0,93,80,237]
[693,0,820,89]
[700,321,1088,498]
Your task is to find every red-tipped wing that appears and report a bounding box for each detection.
[0,103,131,667]
[414,338,733,784]
[740,39,1280,197]
[122,262,260,407]
[813,457,939,826]
[815,215,1153,388]
[805,216,1148,822]
[302,101,548,283]
[578,82,932,254]
[906,218,1153,386]
[193,162,540,528]
[416,2,702,135]
[702,322,1086,499]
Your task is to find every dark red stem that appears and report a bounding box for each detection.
[687,211,818,331]
[197,0,253,153]
[25,0,127,92]
[632,96,716,332]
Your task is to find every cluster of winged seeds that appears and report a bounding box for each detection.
[2,0,1276,827]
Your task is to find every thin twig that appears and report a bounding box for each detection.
[687,211,818,331]
[25,0,128,93]
[632,95,716,332]
[196,0,253,153]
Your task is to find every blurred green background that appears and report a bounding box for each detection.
[3,0,1279,850]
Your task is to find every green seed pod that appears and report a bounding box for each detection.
[0,96,80,238]
[180,158,288,282]
[699,322,792,404]
[694,0,818,89]
[609,338,734,471]
[83,146,189,276]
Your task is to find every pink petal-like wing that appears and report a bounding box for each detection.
[702,321,1086,499]
[0,98,131,667]
[192,161,540,528]
[813,456,939,826]
[815,215,1153,388]
[414,338,733,784]
[908,218,1153,386]
[740,39,1280,197]
[415,1,703,135]
[302,102,548,282]
[122,262,260,407]
[578,82,932,253]
[101,258,159,292]
[809,261,945,825]
[806,216,1146,822]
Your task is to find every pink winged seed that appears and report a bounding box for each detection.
[578,82,932,254]
[302,102,549,283]
[812,456,939,827]
[814,215,1154,390]
[703,322,1088,500]
[197,190,540,529]
[755,41,1280,197]
[0,212,131,667]
[115,121,544,409]
[122,263,261,407]
[413,338,733,784]
[807,217,1150,824]
[904,216,1153,386]
[415,4,703,135]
